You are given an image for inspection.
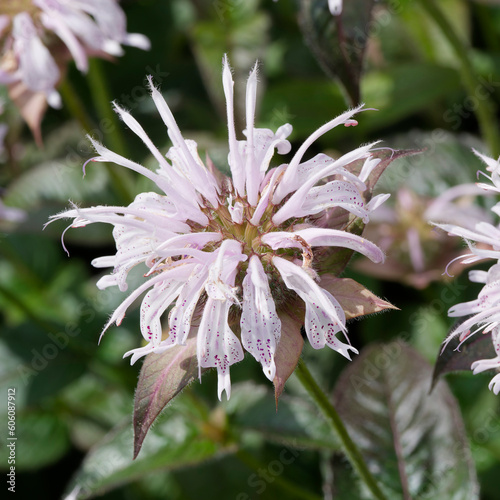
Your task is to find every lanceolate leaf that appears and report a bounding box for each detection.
[299,0,376,104]
[133,330,199,459]
[432,327,496,391]
[332,342,479,500]
[319,275,398,320]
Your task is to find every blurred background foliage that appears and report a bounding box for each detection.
[1,0,500,498]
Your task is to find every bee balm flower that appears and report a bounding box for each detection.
[0,0,150,108]
[433,149,500,395]
[50,56,390,400]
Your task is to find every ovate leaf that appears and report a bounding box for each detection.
[331,342,479,499]
[432,327,496,391]
[299,0,376,104]
[63,411,227,500]
[133,329,199,458]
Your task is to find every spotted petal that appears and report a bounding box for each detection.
[197,298,244,400]
[273,257,357,359]
[241,256,281,380]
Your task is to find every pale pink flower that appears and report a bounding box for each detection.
[49,57,387,400]
[356,182,492,289]
[433,149,500,395]
[0,0,150,108]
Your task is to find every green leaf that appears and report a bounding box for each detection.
[299,0,376,104]
[2,323,89,404]
[63,409,227,500]
[331,342,479,499]
[229,383,340,451]
[133,330,199,458]
[4,158,109,211]
[260,80,347,142]
[432,326,496,391]
[188,0,270,123]
[319,276,398,320]
[361,63,462,131]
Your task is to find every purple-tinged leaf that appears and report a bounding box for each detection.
[319,275,398,320]
[331,342,479,500]
[344,148,422,200]
[432,323,496,391]
[273,310,304,405]
[133,329,199,459]
[364,149,422,196]
[298,0,376,104]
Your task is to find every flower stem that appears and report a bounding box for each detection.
[294,359,387,500]
[419,0,500,158]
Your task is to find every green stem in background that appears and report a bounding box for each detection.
[60,71,134,205]
[420,0,500,158]
[235,449,323,500]
[87,59,136,204]
[294,360,388,500]
[59,79,95,133]
[87,59,130,158]
[474,3,500,54]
